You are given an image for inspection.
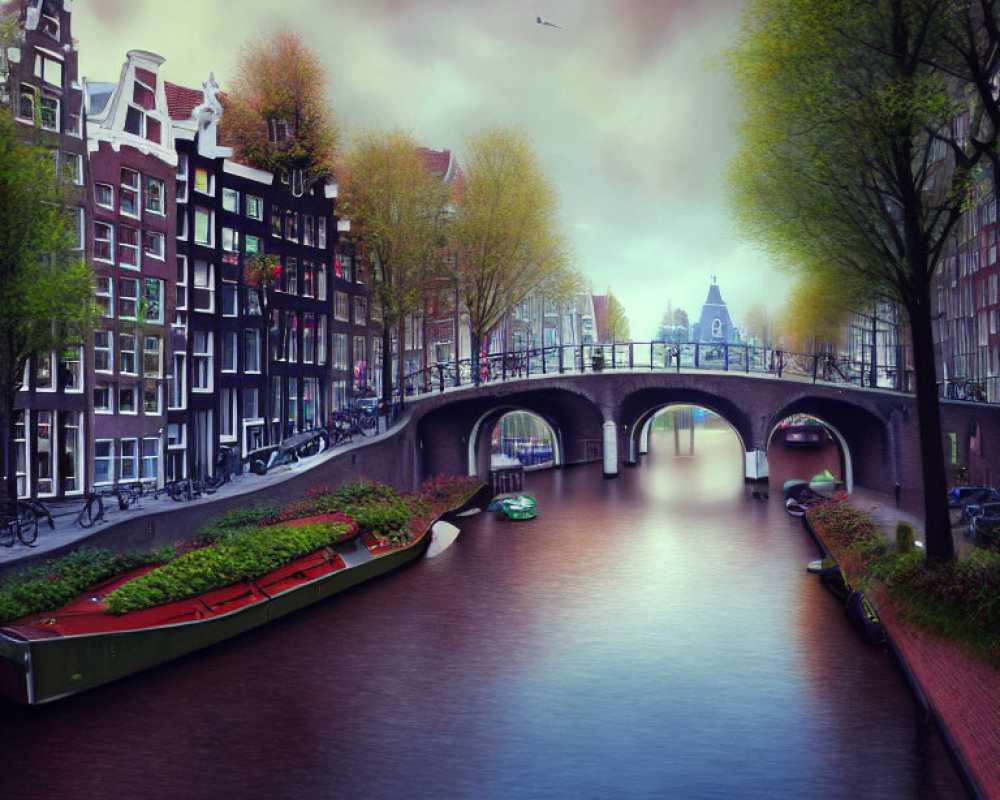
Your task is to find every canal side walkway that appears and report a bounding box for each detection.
[837,488,1000,800]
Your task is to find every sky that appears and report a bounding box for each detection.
[75,0,790,339]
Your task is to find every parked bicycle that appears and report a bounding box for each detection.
[0,504,38,547]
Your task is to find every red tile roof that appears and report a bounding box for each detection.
[418,147,451,179]
[164,81,203,121]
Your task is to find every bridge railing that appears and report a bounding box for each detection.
[395,340,993,405]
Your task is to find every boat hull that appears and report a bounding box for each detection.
[0,535,428,705]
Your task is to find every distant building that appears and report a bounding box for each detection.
[692,278,736,344]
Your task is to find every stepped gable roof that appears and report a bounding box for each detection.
[164,81,204,121]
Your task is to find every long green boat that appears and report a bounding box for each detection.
[0,522,431,706]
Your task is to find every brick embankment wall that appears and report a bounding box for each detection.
[806,515,999,800]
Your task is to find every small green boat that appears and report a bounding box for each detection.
[500,494,537,521]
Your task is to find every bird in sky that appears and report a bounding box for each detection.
[537,16,561,28]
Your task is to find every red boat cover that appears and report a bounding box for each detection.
[0,549,347,640]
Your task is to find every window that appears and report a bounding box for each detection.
[141,438,159,481]
[318,217,327,249]
[94,221,114,262]
[167,423,185,448]
[143,335,162,377]
[316,316,327,365]
[34,49,64,88]
[192,260,215,312]
[120,168,140,217]
[245,234,261,254]
[193,331,212,391]
[353,296,367,325]
[284,258,298,294]
[334,291,349,322]
[285,210,298,242]
[285,312,298,362]
[168,353,186,410]
[176,155,189,203]
[119,331,137,375]
[62,347,83,392]
[94,440,114,485]
[95,183,114,209]
[95,386,113,415]
[142,278,164,323]
[220,388,237,439]
[62,412,82,494]
[222,332,238,372]
[119,385,137,414]
[40,13,60,40]
[303,215,315,247]
[287,378,299,432]
[303,313,315,363]
[194,166,213,195]
[302,262,314,297]
[222,187,239,212]
[39,92,60,131]
[194,207,213,246]
[222,283,238,317]
[270,205,283,237]
[332,333,348,370]
[34,352,54,390]
[119,439,138,481]
[17,84,36,122]
[243,387,260,419]
[95,330,113,372]
[246,195,263,220]
[70,207,85,250]
[63,152,84,185]
[13,411,26,497]
[244,329,261,373]
[221,226,239,252]
[35,410,54,495]
[119,277,140,320]
[145,176,165,214]
[126,75,161,143]
[118,224,139,268]
[143,385,161,415]
[316,263,327,300]
[144,230,165,260]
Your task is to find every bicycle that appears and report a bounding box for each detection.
[1,504,38,547]
[17,498,55,532]
[74,491,108,528]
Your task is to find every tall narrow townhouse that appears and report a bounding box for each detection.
[84,51,176,490]
[1,0,89,500]
[166,75,349,479]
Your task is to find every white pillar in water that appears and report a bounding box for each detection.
[603,420,619,478]
[744,449,769,482]
[639,421,650,455]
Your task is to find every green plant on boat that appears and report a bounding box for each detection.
[104,520,353,614]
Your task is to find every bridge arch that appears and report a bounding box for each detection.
[766,397,890,493]
[468,407,564,476]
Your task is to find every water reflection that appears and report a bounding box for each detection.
[0,430,966,799]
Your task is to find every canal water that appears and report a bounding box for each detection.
[0,430,967,799]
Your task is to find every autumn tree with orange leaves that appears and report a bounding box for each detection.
[220,30,338,188]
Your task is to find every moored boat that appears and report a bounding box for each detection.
[0,516,435,706]
[500,494,537,521]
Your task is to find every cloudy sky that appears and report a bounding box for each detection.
[75,0,789,338]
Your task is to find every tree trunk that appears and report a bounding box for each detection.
[1,389,17,507]
[907,296,954,563]
[381,319,393,407]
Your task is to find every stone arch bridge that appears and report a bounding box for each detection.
[401,372,1000,496]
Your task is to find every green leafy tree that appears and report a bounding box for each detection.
[605,290,630,342]
[338,128,450,405]
[450,126,570,375]
[244,253,281,445]
[0,113,94,503]
[219,30,338,188]
[727,0,979,563]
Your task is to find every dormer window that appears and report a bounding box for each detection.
[711,318,723,338]
[124,75,161,144]
[40,14,60,41]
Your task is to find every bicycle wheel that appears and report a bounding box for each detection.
[358,412,378,436]
[76,494,103,528]
[16,512,38,546]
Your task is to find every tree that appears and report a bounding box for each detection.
[244,253,281,445]
[219,30,338,189]
[338,128,450,406]
[727,0,978,563]
[605,290,631,342]
[450,126,570,374]
[0,113,94,503]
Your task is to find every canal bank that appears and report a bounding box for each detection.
[803,490,1000,800]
